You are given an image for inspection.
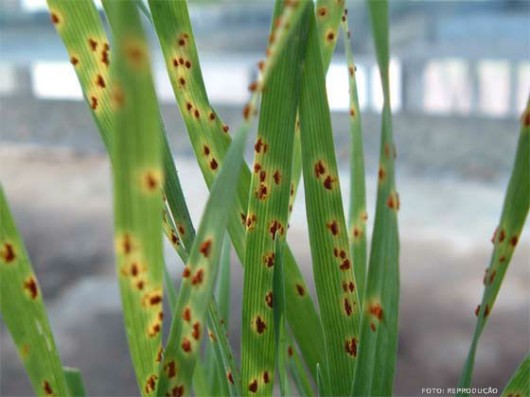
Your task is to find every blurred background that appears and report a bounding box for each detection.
[1,0,529,395]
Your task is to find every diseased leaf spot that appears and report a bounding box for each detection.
[273,170,281,185]
[145,374,158,394]
[183,307,191,322]
[208,112,216,121]
[136,280,145,290]
[348,64,356,77]
[182,266,191,278]
[88,38,98,51]
[248,379,258,393]
[194,109,200,119]
[199,239,212,258]
[148,322,161,337]
[185,60,191,69]
[269,220,284,240]
[499,255,506,263]
[255,184,268,200]
[288,346,293,356]
[263,371,270,384]
[314,161,326,178]
[43,380,53,396]
[90,96,98,110]
[255,316,267,334]
[340,259,351,270]
[210,158,219,170]
[24,276,38,299]
[253,163,262,173]
[142,170,162,193]
[248,81,258,92]
[227,372,234,384]
[475,304,490,317]
[510,236,518,247]
[191,268,204,286]
[110,85,124,108]
[167,385,185,397]
[265,291,273,308]
[156,345,164,362]
[96,74,106,88]
[192,322,201,341]
[263,252,275,268]
[179,77,186,86]
[243,104,252,120]
[323,175,335,190]
[345,338,358,357]
[259,170,267,183]
[344,298,353,316]
[370,323,376,332]
[70,56,79,66]
[317,7,327,17]
[326,30,335,42]
[254,138,268,154]
[50,12,60,25]
[181,337,192,352]
[327,220,339,236]
[246,214,257,230]
[369,303,383,320]
[378,166,386,181]
[350,107,356,118]
[1,242,16,263]
[208,330,216,342]
[170,231,179,246]
[222,125,230,133]
[489,269,496,284]
[296,284,305,296]
[165,360,176,378]
[203,145,211,156]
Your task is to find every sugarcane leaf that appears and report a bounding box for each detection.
[147,0,325,380]
[298,7,362,396]
[351,1,400,396]
[0,187,69,397]
[501,355,530,397]
[272,238,288,397]
[64,367,87,397]
[458,99,530,394]
[155,109,251,397]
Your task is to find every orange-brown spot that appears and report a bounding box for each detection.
[475,304,490,317]
[148,293,162,306]
[170,231,179,246]
[165,360,176,378]
[248,81,258,92]
[120,235,134,255]
[203,145,210,155]
[345,338,358,357]
[156,345,164,362]
[246,214,257,230]
[369,303,383,320]
[208,112,215,121]
[318,7,327,17]
[149,322,161,337]
[259,170,267,183]
[210,158,219,170]
[273,170,281,185]
[43,380,53,395]
[326,31,335,42]
[194,109,200,119]
[1,242,16,263]
[263,371,270,384]
[191,269,204,286]
[378,166,386,181]
[348,64,355,77]
[350,107,356,117]
[101,49,110,67]
[243,104,252,120]
[254,138,268,154]
[370,323,376,332]
[178,38,186,46]
[256,184,268,200]
[179,77,186,86]
[181,337,192,352]
[182,266,191,279]
[489,269,497,284]
[88,38,98,51]
[185,60,191,69]
[168,385,185,397]
[323,175,335,190]
[70,56,79,66]
[192,321,201,340]
[249,379,258,393]
[145,374,158,394]
[255,316,267,334]
[263,252,275,268]
[23,277,38,299]
[314,161,326,178]
[136,280,145,290]
[227,372,234,384]
[183,307,191,322]
[269,220,284,239]
[96,74,106,88]
[510,236,518,247]
[143,170,162,192]
[296,284,305,296]
[253,163,262,173]
[327,221,339,236]
[499,255,506,263]
[50,12,60,24]
[186,102,193,111]
[344,298,353,316]
[353,227,361,238]
[222,125,230,133]
[199,239,212,258]
[265,291,273,308]
[340,259,351,270]
[288,346,294,356]
[90,96,98,110]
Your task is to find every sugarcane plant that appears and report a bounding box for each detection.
[1,0,529,396]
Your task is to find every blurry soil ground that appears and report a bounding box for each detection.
[0,143,528,396]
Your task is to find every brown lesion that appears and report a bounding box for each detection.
[265,291,273,308]
[246,214,257,231]
[345,337,358,357]
[227,372,234,384]
[344,298,353,316]
[191,321,201,340]
[327,220,339,236]
[199,239,212,258]
[314,161,326,178]
[268,220,284,240]
[181,337,192,352]
[248,379,258,393]
[296,284,305,296]
[255,316,267,334]
[88,38,98,51]
[263,252,275,268]
[273,170,282,185]
[141,169,163,193]
[167,385,185,397]
[209,158,218,170]
[323,175,336,190]
[164,360,177,378]
[255,184,268,200]
[368,303,383,320]
[317,7,327,17]
[43,380,53,396]
[254,138,268,154]
[148,321,161,337]
[90,96,98,110]
[326,30,335,42]
[96,74,106,89]
[145,374,158,394]
[191,268,204,286]
[263,371,270,384]
[142,289,162,307]
[124,40,148,68]
[23,276,39,300]
[1,242,16,263]
[70,56,79,66]
[50,12,60,25]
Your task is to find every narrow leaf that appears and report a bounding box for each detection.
[64,367,87,397]
[501,355,530,397]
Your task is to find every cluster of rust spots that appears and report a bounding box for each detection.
[333,248,351,270]
[345,337,358,357]
[227,372,234,384]
[327,220,339,236]
[342,281,355,293]
[181,337,192,353]
[265,291,273,308]
[368,303,383,332]
[255,316,267,334]
[172,57,192,69]
[255,183,268,200]
[263,252,275,268]
[386,192,400,211]
[199,239,212,258]
[295,284,305,297]
[314,160,336,190]
[43,380,53,396]
[246,213,257,231]
[177,33,190,47]
[248,379,258,393]
[145,375,158,394]
[164,360,177,378]
[1,242,16,263]
[192,321,201,340]
[474,304,490,317]
[166,385,185,397]
[273,170,282,185]
[344,298,353,316]
[269,220,284,240]
[254,138,269,154]
[23,276,38,300]
[191,268,204,286]
[263,371,270,384]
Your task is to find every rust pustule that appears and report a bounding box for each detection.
[191,269,204,286]
[248,380,258,393]
[1,242,16,263]
[369,303,383,320]
[273,170,281,185]
[344,298,353,316]
[192,322,201,340]
[145,375,158,394]
[345,338,358,357]
[43,381,53,395]
[263,252,275,268]
[327,221,339,236]
[263,371,270,384]
[255,316,267,334]
[227,372,234,384]
[296,284,305,296]
[265,291,273,308]
[199,239,212,258]
[165,360,176,378]
[181,337,192,352]
[24,277,38,299]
